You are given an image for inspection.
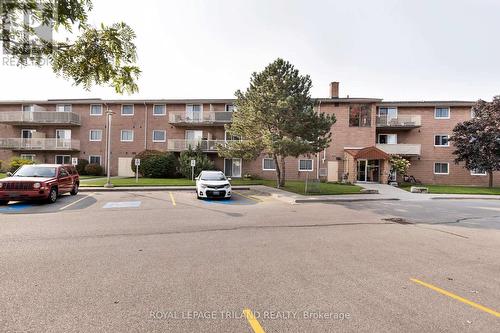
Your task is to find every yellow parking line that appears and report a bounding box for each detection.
[243,309,266,333]
[234,191,262,202]
[59,193,93,211]
[168,192,176,206]
[410,278,500,317]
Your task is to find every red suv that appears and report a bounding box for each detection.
[0,164,80,205]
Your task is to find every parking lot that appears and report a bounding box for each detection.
[1,191,499,332]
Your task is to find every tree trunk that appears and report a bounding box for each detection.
[489,171,493,188]
[273,154,281,188]
[279,156,286,187]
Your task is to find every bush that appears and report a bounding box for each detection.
[140,153,178,178]
[0,160,3,172]
[179,147,215,178]
[9,158,35,173]
[76,158,89,175]
[131,150,178,178]
[84,163,103,176]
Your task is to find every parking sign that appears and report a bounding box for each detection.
[135,159,141,166]
[191,159,196,167]
[71,157,78,166]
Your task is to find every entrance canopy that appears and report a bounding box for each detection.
[344,146,390,160]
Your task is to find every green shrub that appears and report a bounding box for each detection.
[179,147,215,178]
[9,158,35,173]
[140,153,178,178]
[130,150,163,174]
[84,163,103,176]
[76,158,89,175]
[0,160,3,172]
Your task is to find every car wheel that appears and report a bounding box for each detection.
[70,183,79,195]
[47,187,58,204]
[0,200,8,205]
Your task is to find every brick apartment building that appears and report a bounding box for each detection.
[0,82,498,186]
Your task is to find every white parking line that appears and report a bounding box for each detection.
[59,193,94,211]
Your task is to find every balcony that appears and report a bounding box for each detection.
[0,138,80,151]
[167,139,241,152]
[376,115,421,129]
[0,111,81,125]
[168,111,233,126]
[376,144,421,156]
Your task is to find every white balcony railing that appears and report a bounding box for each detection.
[168,111,233,125]
[376,115,421,128]
[0,138,80,151]
[0,111,81,125]
[376,144,421,156]
[167,139,241,152]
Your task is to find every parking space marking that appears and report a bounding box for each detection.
[59,193,94,211]
[243,309,266,333]
[168,192,176,206]
[233,191,262,202]
[103,201,141,209]
[0,203,32,213]
[410,278,500,317]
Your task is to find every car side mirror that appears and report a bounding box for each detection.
[6,172,13,177]
[227,177,232,181]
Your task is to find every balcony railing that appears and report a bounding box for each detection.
[0,138,80,151]
[376,115,421,128]
[0,111,81,125]
[168,111,233,125]
[376,144,421,156]
[167,139,241,152]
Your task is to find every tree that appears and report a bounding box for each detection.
[389,155,410,179]
[218,58,336,187]
[179,146,215,179]
[0,0,140,93]
[450,97,500,187]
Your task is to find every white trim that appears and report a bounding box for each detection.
[89,129,103,142]
[55,155,71,164]
[225,104,235,112]
[89,104,103,116]
[185,103,203,120]
[56,129,71,139]
[433,134,450,147]
[377,133,397,144]
[120,129,134,142]
[433,162,449,175]
[262,158,276,171]
[434,107,450,119]
[121,104,134,116]
[89,155,102,165]
[153,104,166,116]
[470,169,487,176]
[152,130,166,142]
[298,159,314,172]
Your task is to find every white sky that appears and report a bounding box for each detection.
[1,0,499,101]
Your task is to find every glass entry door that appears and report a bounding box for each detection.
[357,159,380,182]
[224,158,242,178]
[357,160,367,182]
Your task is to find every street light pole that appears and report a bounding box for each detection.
[104,109,115,188]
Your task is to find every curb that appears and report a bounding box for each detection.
[430,196,500,200]
[294,198,400,203]
[79,186,251,192]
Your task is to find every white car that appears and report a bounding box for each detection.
[196,171,232,199]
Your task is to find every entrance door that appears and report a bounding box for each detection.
[366,160,380,182]
[327,161,339,182]
[224,158,242,178]
[185,130,203,149]
[118,157,135,177]
[357,160,367,182]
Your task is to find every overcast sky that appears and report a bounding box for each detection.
[1,0,499,101]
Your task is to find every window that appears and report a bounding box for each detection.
[152,130,166,142]
[299,159,314,171]
[378,134,397,144]
[349,105,371,127]
[90,104,103,116]
[186,104,202,121]
[470,108,476,119]
[20,154,35,161]
[56,104,72,112]
[55,155,71,164]
[121,104,134,116]
[121,130,134,142]
[225,104,235,112]
[435,107,450,119]
[59,168,69,177]
[434,162,449,175]
[262,158,276,171]
[89,155,101,165]
[224,130,241,141]
[153,104,166,116]
[434,135,449,147]
[470,169,487,176]
[22,104,34,112]
[89,129,102,141]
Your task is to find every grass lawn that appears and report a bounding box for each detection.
[0,173,5,179]
[79,175,106,180]
[79,176,362,195]
[400,184,500,195]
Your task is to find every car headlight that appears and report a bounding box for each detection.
[200,184,207,189]
[0,182,3,189]
[33,182,41,189]
[224,183,231,189]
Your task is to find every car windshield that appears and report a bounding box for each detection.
[14,165,57,178]
[200,172,226,181]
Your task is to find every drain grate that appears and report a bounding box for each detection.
[383,217,413,225]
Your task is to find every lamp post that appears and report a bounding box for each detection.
[104,109,115,188]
